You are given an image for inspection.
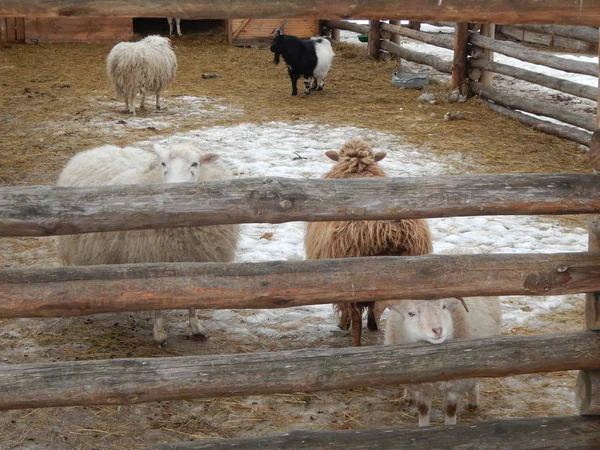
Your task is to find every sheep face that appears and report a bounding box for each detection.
[154,144,218,183]
[389,299,456,344]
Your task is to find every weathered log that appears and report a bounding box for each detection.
[470,58,598,101]
[379,22,453,49]
[515,24,599,44]
[482,100,592,147]
[498,25,592,53]
[2,252,600,318]
[470,32,599,77]
[471,81,596,131]
[577,370,600,415]
[380,39,452,73]
[478,23,496,86]
[148,416,600,449]
[5,174,600,237]
[452,22,470,93]
[388,19,401,44]
[367,20,380,59]
[3,1,600,25]
[322,20,368,35]
[1,331,600,410]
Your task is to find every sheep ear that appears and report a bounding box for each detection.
[152,144,167,160]
[200,153,219,164]
[325,151,339,161]
[374,151,387,162]
[388,302,405,314]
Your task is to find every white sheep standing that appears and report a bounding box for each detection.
[167,18,182,36]
[384,290,502,426]
[57,142,240,345]
[106,35,177,116]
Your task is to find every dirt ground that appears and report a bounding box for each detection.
[0,27,594,449]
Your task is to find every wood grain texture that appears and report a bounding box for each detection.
[381,39,452,73]
[452,22,469,92]
[2,252,600,318]
[4,174,600,237]
[2,331,600,410]
[471,81,596,131]
[577,370,600,415]
[470,32,599,76]
[471,58,598,101]
[3,0,600,26]
[514,24,599,44]
[147,416,600,449]
[379,21,453,49]
[367,20,380,59]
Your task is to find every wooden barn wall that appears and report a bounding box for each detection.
[0,17,25,42]
[229,18,318,46]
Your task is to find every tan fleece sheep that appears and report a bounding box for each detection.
[304,139,433,346]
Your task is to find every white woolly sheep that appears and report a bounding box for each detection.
[384,292,502,426]
[304,139,433,347]
[106,35,177,116]
[57,142,240,345]
[167,18,182,36]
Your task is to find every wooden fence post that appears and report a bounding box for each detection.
[390,19,401,44]
[452,22,470,94]
[368,20,381,60]
[576,129,600,415]
[479,23,495,86]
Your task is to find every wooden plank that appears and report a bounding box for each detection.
[0,18,7,42]
[3,0,600,26]
[479,23,495,86]
[482,100,592,147]
[148,416,600,449]
[452,22,469,92]
[14,16,24,41]
[471,81,596,131]
[323,19,368,35]
[230,18,250,40]
[1,331,600,410]
[367,20,380,59]
[470,58,598,101]
[5,174,600,237]
[2,252,600,318]
[516,24,599,44]
[381,39,452,73]
[28,17,132,43]
[5,16,15,41]
[379,21,453,49]
[470,31,599,77]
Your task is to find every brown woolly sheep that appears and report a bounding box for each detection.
[304,139,433,346]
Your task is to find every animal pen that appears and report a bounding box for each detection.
[4,0,600,448]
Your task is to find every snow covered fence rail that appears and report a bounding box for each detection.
[1,331,600,411]
[2,252,600,319]
[497,25,598,52]
[3,173,600,237]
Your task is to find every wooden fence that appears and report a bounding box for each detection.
[324,19,599,146]
[3,0,600,448]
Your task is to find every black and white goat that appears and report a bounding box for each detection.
[270,29,335,96]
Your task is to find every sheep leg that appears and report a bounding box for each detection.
[351,305,362,346]
[175,18,182,36]
[444,391,461,425]
[303,78,312,95]
[467,382,480,411]
[188,308,207,340]
[153,310,168,345]
[366,303,378,331]
[168,18,174,36]
[156,92,161,110]
[140,91,146,109]
[127,92,136,115]
[417,390,433,427]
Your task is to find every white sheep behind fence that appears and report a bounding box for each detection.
[106,35,177,116]
[57,142,240,345]
[384,282,502,426]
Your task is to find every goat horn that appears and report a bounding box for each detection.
[279,20,289,30]
[455,297,469,313]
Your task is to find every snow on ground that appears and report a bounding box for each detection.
[128,120,587,335]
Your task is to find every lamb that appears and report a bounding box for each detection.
[304,139,433,346]
[270,27,335,96]
[384,292,502,427]
[106,35,177,116]
[167,18,182,36]
[57,142,240,346]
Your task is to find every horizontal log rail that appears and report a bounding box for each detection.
[380,21,454,49]
[147,416,600,449]
[1,331,600,410]
[515,24,599,44]
[3,174,600,237]
[470,32,599,77]
[2,252,600,318]
[471,81,596,131]
[2,0,600,25]
[322,19,368,35]
[482,100,593,147]
[470,58,598,102]
[381,39,452,73]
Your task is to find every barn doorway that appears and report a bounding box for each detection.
[132,19,224,37]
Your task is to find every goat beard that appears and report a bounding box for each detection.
[273,52,281,64]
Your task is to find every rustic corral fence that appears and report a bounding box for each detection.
[324,17,599,147]
[4,0,600,448]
